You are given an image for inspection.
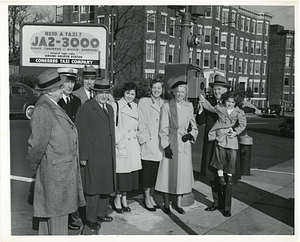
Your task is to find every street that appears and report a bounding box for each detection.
[9,114,294,235]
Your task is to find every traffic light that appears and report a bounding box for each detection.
[187,34,203,47]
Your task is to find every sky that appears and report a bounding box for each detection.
[242,5,295,30]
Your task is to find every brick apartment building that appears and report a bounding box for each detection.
[268,25,295,111]
[56,5,272,108]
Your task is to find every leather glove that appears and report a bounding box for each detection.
[164,145,173,159]
[182,133,193,142]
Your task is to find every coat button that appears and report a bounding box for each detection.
[128,130,131,133]
[128,138,131,141]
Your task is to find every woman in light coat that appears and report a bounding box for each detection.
[137,79,164,211]
[27,69,86,235]
[113,82,142,213]
[155,82,198,215]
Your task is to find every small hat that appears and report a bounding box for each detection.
[36,69,66,90]
[82,65,96,78]
[209,75,230,88]
[91,78,113,91]
[57,68,78,80]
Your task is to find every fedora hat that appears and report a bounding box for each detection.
[82,65,96,78]
[91,78,113,91]
[36,69,66,90]
[57,68,78,80]
[209,75,230,88]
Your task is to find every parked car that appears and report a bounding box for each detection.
[9,83,39,119]
[279,116,294,137]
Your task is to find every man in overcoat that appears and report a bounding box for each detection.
[73,65,96,104]
[28,69,86,235]
[75,78,116,231]
[196,75,234,217]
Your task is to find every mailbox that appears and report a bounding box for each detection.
[164,63,205,112]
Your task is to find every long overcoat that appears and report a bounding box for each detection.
[58,94,81,122]
[155,99,198,195]
[73,86,89,104]
[27,95,86,218]
[75,99,117,195]
[114,98,142,173]
[137,97,164,162]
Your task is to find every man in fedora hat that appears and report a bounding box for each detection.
[57,68,81,123]
[73,65,97,104]
[75,77,116,231]
[196,74,234,217]
[28,69,86,235]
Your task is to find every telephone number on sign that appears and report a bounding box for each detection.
[31,36,100,49]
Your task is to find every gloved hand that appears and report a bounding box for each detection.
[164,145,173,159]
[182,133,193,142]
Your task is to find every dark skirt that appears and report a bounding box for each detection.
[116,170,139,192]
[141,160,159,188]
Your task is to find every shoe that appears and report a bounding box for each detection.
[112,203,124,214]
[227,176,233,185]
[218,176,227,185]
[204,206,218,211]
[122,205,131,212]
[174,206,185,215]
[144,201,156,212]
[85,220,100,230]
[223,210,231,217]
[97,216,113,222]
[68,223,80,230]
[163,206,171,214]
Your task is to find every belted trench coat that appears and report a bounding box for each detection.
[27,95,86,218]
[155,99,198,195]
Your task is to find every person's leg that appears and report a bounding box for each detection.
[38,218,50,235]
[150,187,158,207]
[48,215,68,235]
[223,183,232,217]
[144,187,154,208]
[163,193,171,214]
[114,191,122,209]
[175,195,185,214]
[121,191,128,207]
[86,194,100,223]
[98,194,110,217]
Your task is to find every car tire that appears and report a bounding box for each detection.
[25,105,35,120]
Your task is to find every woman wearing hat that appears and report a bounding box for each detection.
[113,82,142,213]
[27,69,86,235]
[155,82,198,215]
[75,78,116,230]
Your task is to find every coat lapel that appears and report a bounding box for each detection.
[91,99,110,124]
[119,98,138,120]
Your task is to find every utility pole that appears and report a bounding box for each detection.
[110,6,114,86]
[179,6,192,63]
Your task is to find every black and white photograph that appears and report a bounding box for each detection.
[1,1,298,241]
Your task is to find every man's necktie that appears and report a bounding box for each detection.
[90,90,93,99]
[102,104,109,117]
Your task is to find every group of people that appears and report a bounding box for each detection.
[27,66,246,235]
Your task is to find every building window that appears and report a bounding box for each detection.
[245,39,249,53]
[264,42,268,55]
[221,33,227,48]
[215,28,220,44]
[256,42,261,55]
[145,69,155,79]
[81,6,87,13]
[251,20,256,34]
[222,9,229,25]
[146,42,155,62]
[231,11,236,27]
[229,57,233,72]
[170,19,175,37]
[239,59,243,73]
[89,6,95,13]
[196,51,201,66]
[251,41,255,54]
[197,25,203,35]
[257,22,263,35]
[235,36,238,52]
[203,52,210,67]
[253,82,259,93]
[241,17,245,31]
[286,37,293,49]
[284,77,289,85]
[261,81,265,94]
[160,44,166,63]
[214,53,218,68]
[220,56,226,70]
[204,27,211,43]
[147,12,155,32]
[285,56,291,67]
[169,46,174,63]
[239,38,244,52]
[205,6,212,18]
[161,14,167,33]
[265,22,269,35]
[250,61,254,74]
[255,62,260,74]
[73,6,79,12]
[216,6,220,20]
[236,14,239,30]
[230,34,235,50]
[234,58,237,73]
[244,60,248,74]
[98,16,105,24]
[245,18,250,32]
[263,62,267,75]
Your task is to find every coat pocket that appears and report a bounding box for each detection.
[116,140,127,158]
